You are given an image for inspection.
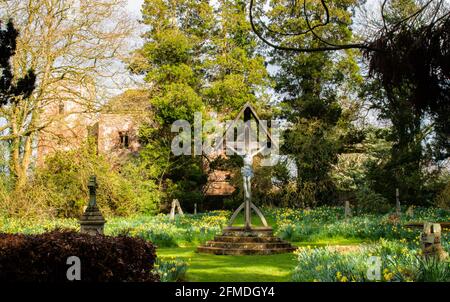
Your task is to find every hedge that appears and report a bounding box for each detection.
[0,230,159,282]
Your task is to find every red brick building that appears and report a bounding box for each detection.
[37,90,149,165]
[37,90,238,199]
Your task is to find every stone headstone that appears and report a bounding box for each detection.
[395,188,401,216]
[406,206,414,217]
[79,175,106,235]
[344,200,352,219]
[169,199,184,220]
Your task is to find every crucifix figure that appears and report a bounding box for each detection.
[242,153,254,200]
[228,144,264,200]
[221,103,272,230]
[227,143,269,230]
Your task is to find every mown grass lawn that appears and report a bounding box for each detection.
[157,237,366,282]
[157,247,297,282]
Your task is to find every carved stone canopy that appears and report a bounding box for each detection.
[215,102,277,155]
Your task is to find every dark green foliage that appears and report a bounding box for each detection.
[365,17,450,159]
[264,0,362,206]
[357,1,450,206]
[355,185,391,214]
[134,0,270,211]
[283,119,340,206]
[132,0,212,211]
[0,20,35,106]
[360,79,446,206]
[0,230,158,282]
[436,179,450,209]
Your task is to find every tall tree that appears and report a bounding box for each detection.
[0,20,35,107]
[0,0,135,189]
[134,0,272,207]
[133,0,214,207]
[203,0,271,115]
[251,0,449,205]
[362,0,449,204]
[265,0,363,206]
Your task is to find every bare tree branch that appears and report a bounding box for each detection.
[249,0,447,53]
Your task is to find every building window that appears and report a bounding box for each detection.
[119,131,130,149]
[58,102,65,114]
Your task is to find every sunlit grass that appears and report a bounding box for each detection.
[157,236,369,282]
[157,247,297,282]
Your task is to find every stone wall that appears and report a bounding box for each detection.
[37,100,141,164]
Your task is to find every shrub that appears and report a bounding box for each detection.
[355,185,391,214]
[0,144,161,218]
[0,230,159,282]
[436,181,450,210]
[0,178,58,219]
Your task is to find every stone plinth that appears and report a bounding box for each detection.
[79,205,106,235]
[197,227,296,255]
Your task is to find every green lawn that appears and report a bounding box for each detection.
[157,247,297,282]
[156,208,368,282]
[157,237,366,282]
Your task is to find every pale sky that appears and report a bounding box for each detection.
[127,0,144,17]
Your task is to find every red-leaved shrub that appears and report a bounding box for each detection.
[0,230,159,282]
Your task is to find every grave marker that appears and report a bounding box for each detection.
[344,200,351,219]
[169,199,184,220]
[406,206,414,217]
[395,188,401,216]
[79,175,106,235]
[421,222,448,260]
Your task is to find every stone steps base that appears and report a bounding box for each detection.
[204,241,292,249]
[197,227,296,255]
[197,246,296,255]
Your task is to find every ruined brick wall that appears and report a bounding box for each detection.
[37,100,95,165]
[97,113,141,160]
[37,101,141,165]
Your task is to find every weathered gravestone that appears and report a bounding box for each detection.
[79,175,106,235]
[169,199,184,221]
[405,206,414,217]
[395,188,401,216]
[344,200,352,220]
[421,222,448,260]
